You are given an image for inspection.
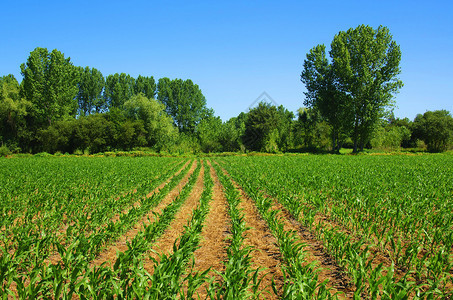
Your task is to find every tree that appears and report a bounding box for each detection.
[104,73,135,109]
[197,115,223,153]
[242,102,293,152]
[134,75,156,100]
[123,94,178,151]
[412,110,453,152]
[77,66,105,115]
[293,108,331,151]
[0,75,31,146]
[276,105,295,151]
[330,25,403,152]
[301,45,350,152]
[20,47,79,126]
[370,124,411,150]
[157,78,208,134]
[220,113,247,152]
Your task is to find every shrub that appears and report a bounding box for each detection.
[0,145,10,157]
[73,149,83,156]
[35,152,52,157]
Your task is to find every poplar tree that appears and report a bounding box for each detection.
[301,25,403,152]
[331,25,403,152]
[20,47,79,126]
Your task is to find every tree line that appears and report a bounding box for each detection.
[1,25,452,155]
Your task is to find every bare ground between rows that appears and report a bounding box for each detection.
[214,161,356,299]
[143,162,205,274]
[90,160,198,268]
[218,169,284,299]
[1,160,186,240]
[253,182,450,296]
[5,160,194,299]
[263,187,415,280]
[302,201,435,288]
[261,187,411,298]
[191,161,230,299]
[272,201,355,299]
[44,160,192,266]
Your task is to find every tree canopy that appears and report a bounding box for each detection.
[302,25,403,152]
[1,40,452,154]
[413,110,453,152]
[20,47,79,126]
[157,78,209,134]
[77,66,105,115]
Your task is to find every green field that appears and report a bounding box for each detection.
[1,154,452,299]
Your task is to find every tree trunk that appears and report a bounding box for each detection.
[331,128,336,152]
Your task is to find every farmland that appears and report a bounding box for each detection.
[0,154,452,299]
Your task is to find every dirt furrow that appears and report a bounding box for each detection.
[143,162,205,274]
[215,162,353,299]
[229,182,284,299]
[90,160,198,268]
[111,160,190,223]
[274,201,354,299]
[191,161,230,297]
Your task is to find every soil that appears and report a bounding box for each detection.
[215,162,353,299]
[191,161,230,298]
[143,161,205,273]
[273,201,355,299]
[90,160,198,268]
[227,176,285,299]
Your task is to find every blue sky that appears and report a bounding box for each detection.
[1,0,452,121]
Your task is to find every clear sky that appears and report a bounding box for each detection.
[1,0,452,121]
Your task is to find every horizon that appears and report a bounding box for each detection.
[1,0,452,122]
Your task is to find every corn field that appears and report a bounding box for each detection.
[0,154,452,299]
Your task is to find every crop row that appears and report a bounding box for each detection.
[1,157,193,298]
[216,155,453,298]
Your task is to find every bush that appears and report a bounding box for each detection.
[0,145,10,157]
[35,152,52,157]
[73,149,83,156]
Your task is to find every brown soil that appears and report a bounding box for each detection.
[143,161,205,273]
[214,162,354,299]
[45,160,193,266]
[273,202,354,299]
[89,160,198,268]
[226,178,284,299]
[311,209,412,283]
[113,160,191,222]
[191,161,230,298]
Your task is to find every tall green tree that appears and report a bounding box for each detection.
[276,105,295,151]
[330,25,403,152]
[157,78,208,134]
[219,113,247,152]
[134,75,156,100]
[301,44,350,151]
[0,75,31,146]
[77,66,105,115]
[20,47,79,126]
[104,73,135,109]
